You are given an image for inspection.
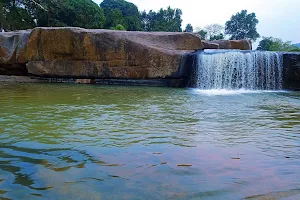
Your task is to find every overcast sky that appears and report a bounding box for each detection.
[94,0,300,46]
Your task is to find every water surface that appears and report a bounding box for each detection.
[0,83,299,199]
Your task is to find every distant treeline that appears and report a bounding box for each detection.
[1,0,299,51]
[0,0,183,32]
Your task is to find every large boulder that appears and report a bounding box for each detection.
[201,40,220,49]
[0,27,203,79]
[212,40,252,50]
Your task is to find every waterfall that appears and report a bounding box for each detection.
[192,50,283,90]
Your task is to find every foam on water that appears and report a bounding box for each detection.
[191,89,284,96]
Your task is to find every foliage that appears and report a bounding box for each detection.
[141,7,182,32]
[111,24,126,31]
[210,33,224,41]
[100,0,141,31]
[33,0,105,28]
[197,30,207,40]
[225,10,260,41]
[257,37,300,52]
[204,24,224,40]
[1,0,36,31]
[0,0,106,30]
[184,24,193,32]
[70,0,106,29]
[104,9,124,29]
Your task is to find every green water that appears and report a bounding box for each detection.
[0,83,299,200]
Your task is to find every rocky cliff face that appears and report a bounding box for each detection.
[283,53,300,90]
[0,27,203,81]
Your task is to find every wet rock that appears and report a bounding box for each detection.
[75,79,96,84]
[177,164,192,167]
[283,53,300,90]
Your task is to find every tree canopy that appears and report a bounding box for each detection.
[225,10,260,41]
[0,0,106,30]
[1,0,36,31]
[2,0,279,48]
[257,37,300,52]
[100,0,141,31]
[184,24,193,32]
[204,24,224,40]
[141,7,182,32]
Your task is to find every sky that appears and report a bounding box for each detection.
[94,0,300,47]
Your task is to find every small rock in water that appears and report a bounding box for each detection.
[161,162,167,165]
[107,164,125,167]
[177,164,192,167]
[153,152,162,155]
[231,157,240,160]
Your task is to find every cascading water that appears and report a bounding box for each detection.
[191,50,283,90]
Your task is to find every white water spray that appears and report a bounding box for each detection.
[193,50,283,90]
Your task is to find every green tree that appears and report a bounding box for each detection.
[30,0,105,28]
[210,33,224,41]
[184,23,193,32]
[70,0,106,29]
[104,9,124,29]
[257,37,273,51]
[111,24,126,31]
[257,37,300,52]
[24,0,75,27]
[101,0,141,31]
[1,0,36,31]
[197,30,207,40]
[225,10,260,41]
[141,7,182,32]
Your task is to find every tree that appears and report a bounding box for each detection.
[257,37,300,52]
[141,7,182,32]
[104,9,124,29]
[111,24,126,31]
[210,33,224,41]
[0,0,106,29]
[0,0,36,31]
[70,0,106,29]
[25,0,76,27]
[197,30,207,40]
[225,10,260,41]
[184,24,193,32]
[257,37,273,51]
[30,0,105,28]
[204,24,224,40]
[101,0,141,31]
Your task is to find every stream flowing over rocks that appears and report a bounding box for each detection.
[0,28,299,89]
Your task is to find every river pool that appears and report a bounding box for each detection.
[0,83,299,199]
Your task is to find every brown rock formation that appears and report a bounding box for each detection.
[212,40,252,50]
[201,41,220,49]
[0,27,203,79]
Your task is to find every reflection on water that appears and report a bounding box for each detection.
[0,83,299,200]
